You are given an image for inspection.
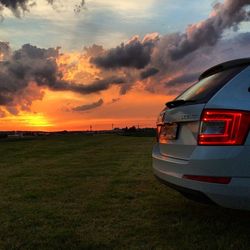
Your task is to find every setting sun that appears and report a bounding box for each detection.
[21,113,53,128]
[0,113,53,130]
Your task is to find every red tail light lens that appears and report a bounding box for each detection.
[156,109,167,142]
[198,109,250,145]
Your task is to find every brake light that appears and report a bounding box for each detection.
[198,109,250,145]
[156,109,167,142]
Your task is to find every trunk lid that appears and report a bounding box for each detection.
[159,104,205,160]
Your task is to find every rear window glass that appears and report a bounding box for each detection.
[176,66,245,102]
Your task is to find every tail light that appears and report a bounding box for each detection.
[156,109,167,142]
[198,109,250,145]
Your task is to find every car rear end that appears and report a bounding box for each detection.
[153,59,250,210]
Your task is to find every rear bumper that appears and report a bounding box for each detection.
[154,174,216,205]
[153,145,250,210]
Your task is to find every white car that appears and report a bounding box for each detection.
[153,58,250,210]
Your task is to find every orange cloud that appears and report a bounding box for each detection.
[57,52,100,83]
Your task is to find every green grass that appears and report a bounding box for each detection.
[1,135,250,249]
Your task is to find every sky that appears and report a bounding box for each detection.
[0,0,250,131]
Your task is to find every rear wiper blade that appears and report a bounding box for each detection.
[166,99,197,109]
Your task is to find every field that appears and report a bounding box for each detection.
[1,135,250,249]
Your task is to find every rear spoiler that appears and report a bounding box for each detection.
[199,58,250,80]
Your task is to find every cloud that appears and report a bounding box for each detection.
[0,0,85,18]
[88,0,250,98]
[0,0,30,17]
[111,98,120,103]
[91,34,159,69]
[74,0,85,14]
[72,98,103,112]
[140,67,159,79]
[91,0,250,74]
[0,43,60,107]
[155,0,250,63]
[0,43,126,115]
[66,77,126,94]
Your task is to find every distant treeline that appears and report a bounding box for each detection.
[0,127,156,139]
[117,126,156,137]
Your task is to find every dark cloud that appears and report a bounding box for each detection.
[0,0,30,17]
[13,43,59,59]
[0,94,12,105]
[72,98,103,112]
[49,76,126,94]
[119,83,133,95]
[164,0,250,61]
[0,44,59,96]
[91,34,159,69]
[0,0,86,18]
[0,43,126,114]
[140,67,159,79]
[111,98,120,103]
[74,0,85,14]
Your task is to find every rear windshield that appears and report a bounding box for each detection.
[176,66,246,103]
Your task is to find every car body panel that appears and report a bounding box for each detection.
[205,66,250,111]
[153,60,250,210]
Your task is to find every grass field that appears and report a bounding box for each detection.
[1,135,250,249]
